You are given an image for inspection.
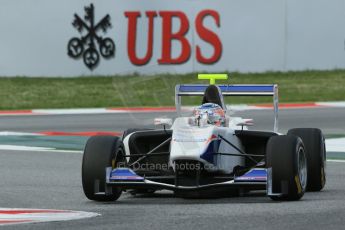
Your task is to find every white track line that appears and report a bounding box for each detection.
[0,145,82,153]
[33,108,110,115]
[327,159,345,163]
[317,101,345,107]
[0,131,43,136]
[0,208,99,226]
[0,145,56,151]
[326,138,345,152]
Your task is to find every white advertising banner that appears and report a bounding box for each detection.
[0,0,344,77]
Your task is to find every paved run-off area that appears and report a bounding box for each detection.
[0,149,344,230]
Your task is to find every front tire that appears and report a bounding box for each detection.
[266,135,307,201]
[82,136,125,201]
[287,128,326,191]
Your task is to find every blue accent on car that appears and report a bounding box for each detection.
[200,139,221,164]
[110,168,144,181]
[235,168,267,182]
[179,85,275,93]
[197,103,222,110]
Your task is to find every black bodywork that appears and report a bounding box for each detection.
[118,129,277,190]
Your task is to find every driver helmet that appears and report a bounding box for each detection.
[192,103,226,127]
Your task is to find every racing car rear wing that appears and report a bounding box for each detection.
[175,84,279,132]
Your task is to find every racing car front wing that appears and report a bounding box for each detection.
[104,167,267,192]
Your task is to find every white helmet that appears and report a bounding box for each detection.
[192,103,225,127]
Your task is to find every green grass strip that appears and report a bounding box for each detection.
[0,70,345,110]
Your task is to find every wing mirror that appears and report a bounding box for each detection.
[236,119,254,127]
[154,118,173,127]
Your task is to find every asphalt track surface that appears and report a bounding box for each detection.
[0,108,345,229]
[0,107,344,135]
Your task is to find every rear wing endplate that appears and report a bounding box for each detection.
[175,84,279,132]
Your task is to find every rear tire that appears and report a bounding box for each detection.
[82,136,125,201]
[266,135,307,201]
[287,128,326,191]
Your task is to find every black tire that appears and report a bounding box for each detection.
[287,128,326,191]
[266,135,307,201]
[82,136,125,201]
[122,128,138,140]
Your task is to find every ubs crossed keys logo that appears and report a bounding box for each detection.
[68,4,115,70]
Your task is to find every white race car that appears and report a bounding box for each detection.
[82,74,326,201]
